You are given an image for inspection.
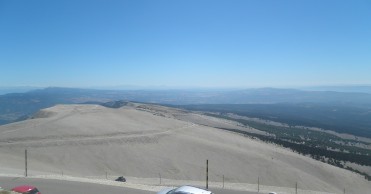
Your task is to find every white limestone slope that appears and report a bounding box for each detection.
[0,103,370,194]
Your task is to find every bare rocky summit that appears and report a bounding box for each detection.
[0,103,370,194]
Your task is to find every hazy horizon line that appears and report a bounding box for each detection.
[1,84,371,91]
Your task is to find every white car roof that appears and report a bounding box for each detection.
[174,186,212,194]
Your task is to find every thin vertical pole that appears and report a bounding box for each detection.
[296,182,298,194]
[106,171,107,179]
[258,177,260,193]
[206,160,209,190]
[159,173,162,185]
[25,149,28,177]
[343,188,345,194]
[222,175,224,189]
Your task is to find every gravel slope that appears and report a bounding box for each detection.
[0,103,370,194]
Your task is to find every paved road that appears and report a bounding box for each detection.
[0,177,154,194]
[0,177,259,194]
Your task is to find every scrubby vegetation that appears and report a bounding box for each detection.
[213,125,371,180]
[174,106,371,181]
[176,103,371,138]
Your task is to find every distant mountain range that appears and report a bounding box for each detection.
[1,87,371,127]
[302,85,371,94]
[0,86,42,95]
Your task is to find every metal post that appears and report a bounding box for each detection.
[343,188,345,194]
[258,177,260,193]
[206,160,209,190]
[25,149,28,177]
[159,173,162,185]
[296,182,298,194]
[222,175,224,189]
[106,171,107,179]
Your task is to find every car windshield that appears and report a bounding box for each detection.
[26,188,39,194]
[170,192,190,194]
[166,189,175,194]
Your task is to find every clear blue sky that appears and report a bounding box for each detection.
[1,0,370,88]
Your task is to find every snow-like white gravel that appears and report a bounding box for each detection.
[0,103,370,194]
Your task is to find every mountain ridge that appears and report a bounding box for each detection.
[0,103,370,193]
[1,87,371,133]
